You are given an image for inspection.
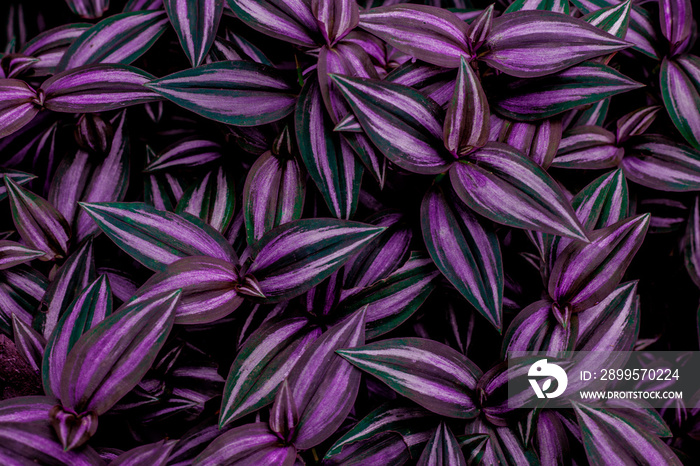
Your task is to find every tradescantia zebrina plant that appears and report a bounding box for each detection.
[1,0,700,463]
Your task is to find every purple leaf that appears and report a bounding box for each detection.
[616,105,661,143]
[194,422,297,466]
[124,0,164,11]
[323,432,414,465]
[284,308,365,449]
[552,125,622,170]
[535,411,569,465]
[226,0,321,47]
[417,422,466,466]
[421,184,503,330]
[358,5,470,68]
[0,266,48,339]
[41,64,162,113]
[164,0,224,67]
[660,55,700,150]
[449,143,588,241]
[384,60,458,107]
[489,114,562,169]
[572,402,682,465]
[295,78,362,219]
[111,439,177,466]
[467,4,495,51]
[659,0,692,52]
[480,11,631,78]
[60,289,181,415]
[245,218,384,302]
[175,166,235,233]
[444,56,489,156]
[312,0,359,45]
[12,313,46,372]
[145,61,296,126]
[337,338,482,419]
[549,215,649,312]
[145,138,223,172]
[0,240,44,270]
[0,396,56,424]
[502,301,575,356]
[0,79,40,139]
[57,11,169,71]
[43,275,111,398]
[0,422,104,465]
[685,196,700,288]
[583,1,631,40]
[20,23,91,76]
[131,256,243,325]
[505,0,569,14]
[622,135,700,191]
[65,0,109,19]
[243,150,305,245]
[269,380,297,442]
[49,406,98,451]
[5,177,71,262]
[0,169,36,202]
[219,317,320,427]
[493,63,643,121]
[79,202,237,272]
[331,74,454,175]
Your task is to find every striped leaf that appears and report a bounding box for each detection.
[124,0,164,11]
[0,423,103,465]
[616,105,661,143]
[421,184,503,330]
[493,63,643,121]
[658,0,692,51]
[12,314,46,372]
[65,0,109,19]
[572,402,682,466]
[622,135,700,191]
[0,266,47,339]
[312,0,359,45]
[660,55,700,149]
[552,126,622,169]
[0,79,40,139]
[145,139,223,172]
[502,301,575,356]
[684,196,700,288]
[57,11,169,72]
[143,146,184,211]
[60,290,181,415]
[226,0,321,47]
[568,97,610,128]
[331,74,454,174]
[0,241,44,270]
[505,0,570,14]
[0,169,36,202]
[194,423,297,466]
[42,276,112,398]
[220,317,320,428]
[243,151,305,245]
[165,0,224,67]
[480,11,630,78]
[338,252,439,339]
[488,114,562,168]
[384,60,459,107]
[41,64,161,113]
[444,56,489,156]
[284,309,365,449]
[549,214,649,312]
[146,61,296,126]
[337,338,482,419]
[80,202,237,272]
[176,166,235,233]
[5,178,71,262]
[111,440,177,466]
[296,79,361,219]
[449,143,587,241]
[130,256,243,325]
[20,23,91,76]
[583,0,631,40]
[0,396,57,424]
[34,240,96,340]
[246,219,384,302]
[417,422,466,466]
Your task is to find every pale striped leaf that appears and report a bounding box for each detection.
[552,125,622,169]
[5,178,71,262]
[616,105,661,143]
[660,55,700,150]
[219,317,319,427]
[331,74,454,174]
[358,4,470,68]
[622,135,700,191]
[79,202,237,272]
[449,143,587,240]
[243,151,305,245]
[337,338,482,419]
[417,422,466,466]
[176,166,235,233]
[65,0,110,19]
[493,63,643,121]
[0,241,44,270]
[0,169,36,202]
[194,423,297,466]
[226,0,322,47]
[111,440,177,466]
[146,61,296,126]
[0,79,40,139]
[583,0,631,39]
[0,423,103,465]
[57,11,169,71]
[20,23,90,76]
[444,56,489,156]
[312,0,359,45]
[684,196,700,288]
[60,289,181,415]
[501,301,574,356]
[0,266,48,339]
[12,314,46,372]
[481,11,630,78]
[421,184,503,330]
[41,64,162,113]
[124,0,164,11]
[488,114,562,169]
[466,5,495,51]
[145,139,223,173]
[42,276,112,398]
[164,0,224,67]
[246,218,384,302]
[296,79,361,219]
[505,0,570,14]
[658,0,692,51]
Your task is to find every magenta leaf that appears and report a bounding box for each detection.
[444,56,489,156]
[0,79,41,139]
[194,422,297,465]
[226,0,321,47]
[660,55,700,150]
[164,0,224,67]
[622,135,700,191]
[312,0,359,45]
[12,313,46,372]
[658,0,692,53]
[175,166,235,233]
[65,0,109,19]
[20,23,91,76]
[552,125,622,170]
